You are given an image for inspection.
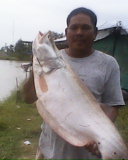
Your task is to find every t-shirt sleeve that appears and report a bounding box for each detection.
[102,58,125,106]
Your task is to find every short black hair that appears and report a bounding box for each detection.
[67,7,97,29]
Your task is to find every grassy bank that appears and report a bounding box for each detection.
[0,91,128,159]
[0,55,18,61]
[116,106,128,146]
[0,54,32,61]
[0,91,42,159]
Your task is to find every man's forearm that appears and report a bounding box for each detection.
[100,103,119,122]
[23,71,37,104]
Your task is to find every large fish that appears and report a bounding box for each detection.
[32,32,128,159]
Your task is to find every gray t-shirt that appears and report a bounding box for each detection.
[38,50,124,159]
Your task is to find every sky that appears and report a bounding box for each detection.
[0,0,128,48]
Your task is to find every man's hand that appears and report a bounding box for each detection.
[85,140,101,157]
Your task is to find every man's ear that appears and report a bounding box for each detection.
[65,28,68,36]
[93,27,98,40]
[95,27,98,34]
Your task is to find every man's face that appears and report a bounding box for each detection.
[65,13,97,51]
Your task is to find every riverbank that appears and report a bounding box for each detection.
[0,91,128,159]
[0,55,18,61]
[0,55,31,61]
[0,91,42,159]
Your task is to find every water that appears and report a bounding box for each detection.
[0,60,27,101]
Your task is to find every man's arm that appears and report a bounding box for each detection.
[23,71,37,104]
[100,103,119,122]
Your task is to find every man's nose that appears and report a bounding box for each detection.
[76,28,84,35]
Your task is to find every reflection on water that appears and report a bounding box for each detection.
[0,60,27,101]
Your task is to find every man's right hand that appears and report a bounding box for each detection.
[85,140,101,157]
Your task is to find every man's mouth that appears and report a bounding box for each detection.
[74,39,85,43]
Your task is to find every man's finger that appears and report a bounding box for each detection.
[85,142,101,156]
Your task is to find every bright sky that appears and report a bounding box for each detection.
[0,0,128,48]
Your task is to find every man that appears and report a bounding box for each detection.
[24,7,124,159]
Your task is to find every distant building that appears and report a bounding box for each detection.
[21,41,32,54]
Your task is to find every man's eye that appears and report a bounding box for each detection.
[68,25,92,31]
[82,25,91,30]
[69,26,78,30]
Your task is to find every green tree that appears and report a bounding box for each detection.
[15,39,26,54]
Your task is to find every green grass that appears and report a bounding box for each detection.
[0,90,128,159]
[0,55,18,61]
[116,106,128,147]
[0,91,42,159]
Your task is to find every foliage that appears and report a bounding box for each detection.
[15,39,32,55]
[0,45,14,55]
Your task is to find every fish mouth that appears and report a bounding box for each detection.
[38,31,50,43]
[39,31,50,38]
[38,31,55,46]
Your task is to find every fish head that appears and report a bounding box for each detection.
[32,31,58,62]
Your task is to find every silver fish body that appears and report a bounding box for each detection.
[33,32,128,159]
